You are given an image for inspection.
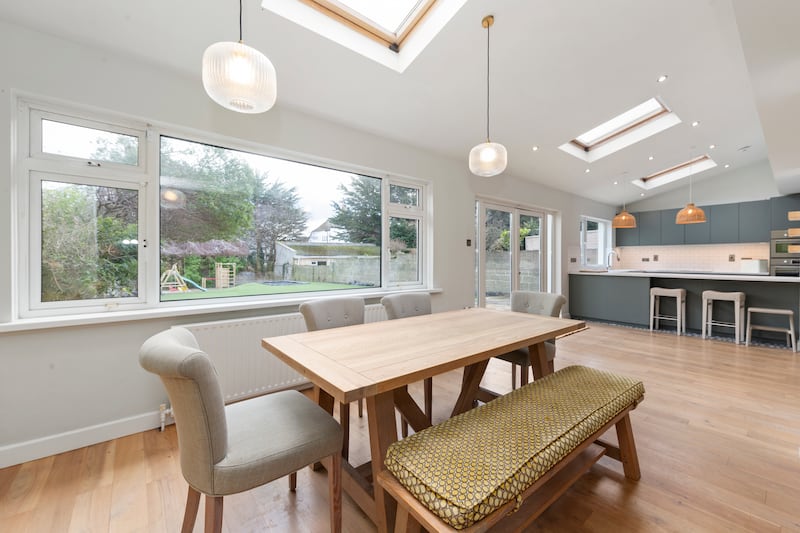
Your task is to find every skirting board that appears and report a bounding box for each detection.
[0,411,163,469]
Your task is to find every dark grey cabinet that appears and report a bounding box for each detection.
[660,209,684,245]
[615,213,639,246]
[569,274,650,326]
[684,207,711,244]
[770,194,800,230]
[709,204,739,243]
[738,200,770,242]
[638,211,661,245]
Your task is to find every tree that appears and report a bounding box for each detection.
[329,176,382,244]
[251,178,308,275]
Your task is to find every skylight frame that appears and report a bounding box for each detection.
[632,154,717,190]
[297,0,438,51]
[558,96,681,163]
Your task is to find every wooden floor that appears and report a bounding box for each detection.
[2,323,800,532]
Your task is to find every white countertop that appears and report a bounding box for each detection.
[570,269,797,282]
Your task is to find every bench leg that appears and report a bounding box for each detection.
[615,414,641,480]
[393,506,422,533]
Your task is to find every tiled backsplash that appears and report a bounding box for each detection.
[614,243,770,272]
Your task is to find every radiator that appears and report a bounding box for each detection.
[180,303,387,403]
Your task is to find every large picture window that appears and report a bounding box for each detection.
[17,99,428,318]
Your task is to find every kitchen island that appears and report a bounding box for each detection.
[569,270,800,342]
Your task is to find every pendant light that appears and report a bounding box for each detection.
[676,158,707,224]
[469,15,507,177]
[612,202,637,228]
[202,0,276,114]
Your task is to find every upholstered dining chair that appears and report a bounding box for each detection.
[139,327,343,533]
[299,296,365,460]
[380,293,433,437]
[496,291,567,389]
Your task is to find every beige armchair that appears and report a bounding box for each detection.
[496,291,567,388]
[381,293,433,436]
[299,296,365,460]
[139,327,343,533]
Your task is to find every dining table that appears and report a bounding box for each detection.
[261,306,586,533]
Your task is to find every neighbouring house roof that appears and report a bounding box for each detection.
[278,241,380,257]
[161,239,250,257]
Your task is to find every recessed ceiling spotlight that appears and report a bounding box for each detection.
[657,74,668,83]
[585,168,591,173]
[531,145,539,151]
[724,164,730,168]
[640,192,645,196]
[613,180,619,185]
[709,144,716,149]
[692,121,700,127]
[648,155,654,161]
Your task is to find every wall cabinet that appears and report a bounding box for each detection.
[660,209,684,245]
[770,194,800,230]
[615,214,640,246]
[738,200,770,242]
[709,204,739,243]
[616,197,775,245]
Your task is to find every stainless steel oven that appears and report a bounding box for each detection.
[770,260,800,276]
[770,229,800,258]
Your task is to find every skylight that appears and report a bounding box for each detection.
[632,155,717,190]
[264,0,467,72]
[559,97,681,163]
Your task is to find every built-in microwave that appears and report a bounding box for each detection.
[770,230,800,258]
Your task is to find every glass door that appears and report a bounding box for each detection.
[476,200,548,309]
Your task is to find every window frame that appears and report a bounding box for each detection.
[580,215,612,268]
[15,96,431,320]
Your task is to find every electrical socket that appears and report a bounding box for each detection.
[642,257,650,262]
[653,254,659,262]
[728,254,735,262]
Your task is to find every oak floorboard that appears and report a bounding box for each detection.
[2,322,800,532]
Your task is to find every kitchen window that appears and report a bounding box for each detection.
[580,216,611,268]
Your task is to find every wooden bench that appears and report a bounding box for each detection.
[377,365,645,532]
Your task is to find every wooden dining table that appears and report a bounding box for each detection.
[261,306,586,533]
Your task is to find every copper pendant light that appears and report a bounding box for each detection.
[612,208,637,228]
[676,174,706,224]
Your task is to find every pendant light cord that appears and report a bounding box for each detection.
[485,21,491,142]
[239,0,243,42]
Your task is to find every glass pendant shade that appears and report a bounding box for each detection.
[469,141,508,177]
[202,41,276,114]
[612,209,637,228]
[675,202,707,224]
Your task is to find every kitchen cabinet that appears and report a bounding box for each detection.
[660,209,684,245]
[638,211,661,245]
[615,214,640,246]
[770,194,800,230]
[683,207,711,244]
[709,204,739,243]
[569,274,650,326]
[738,200,770,242]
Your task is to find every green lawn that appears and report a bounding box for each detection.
[160,281,358,301]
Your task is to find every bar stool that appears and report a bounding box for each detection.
[701,290,745,344]
[746,307,797,352]
[649,287,686,335]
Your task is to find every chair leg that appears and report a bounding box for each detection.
[182,486,201,533]
[358,398,363,418]
[401,418,409,438]
[289,472,297,492]
[520,361,530,386]
[324,453,342,533]
[339,402,350,460]
[510,363,518,390]
[204,495,223,533]
[424,377,433,424]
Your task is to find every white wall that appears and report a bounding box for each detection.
[0,20,614,467]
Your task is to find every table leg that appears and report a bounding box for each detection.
[452,360,489,416]
[529,342,551,379]
[312,386,335,470]
[368,391,399,533]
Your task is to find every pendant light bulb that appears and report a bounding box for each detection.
[469,15,507,177]
[202,0,276,114]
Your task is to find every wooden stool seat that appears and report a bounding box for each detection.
[650,287,686,335]
[702,290,745,344]
[746,307,797,351]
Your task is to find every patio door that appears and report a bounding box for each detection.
[475,200,548,309]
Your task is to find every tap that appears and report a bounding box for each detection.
[606,249,619,269]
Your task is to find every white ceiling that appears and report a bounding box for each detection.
[1,0,797,206]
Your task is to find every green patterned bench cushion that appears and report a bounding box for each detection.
[384,365,645,530]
